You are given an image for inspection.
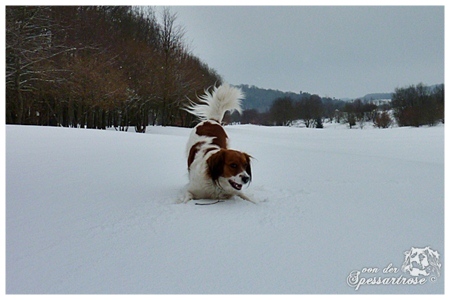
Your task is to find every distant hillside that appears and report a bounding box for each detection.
[360,93,393,101]
[235,83,441,113]
[236,84,310,112]
[358,84,443,102]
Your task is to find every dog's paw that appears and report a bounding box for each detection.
[237,192,258,204]
[182,191,193,204]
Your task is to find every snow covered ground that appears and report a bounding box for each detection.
[5,123,444,294]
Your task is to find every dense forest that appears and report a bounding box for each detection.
[6,6,221,131]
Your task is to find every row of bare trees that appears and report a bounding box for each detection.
[240,94,343,127]
[239,83,444,128]
[6,6,221,131]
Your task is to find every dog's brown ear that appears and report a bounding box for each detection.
[244,153,252,181]
[207,150,224,182]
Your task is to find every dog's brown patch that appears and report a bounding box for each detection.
[188,142,205,169]
[195,121,228,149]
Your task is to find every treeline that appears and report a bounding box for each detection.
[238,83,444,128]
[6,6,221,131]
[238,84,309,112]
[237,94,348,127]
[392,83,444,127]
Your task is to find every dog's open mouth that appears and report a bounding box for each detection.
[229,180,243,191]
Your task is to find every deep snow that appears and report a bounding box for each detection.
[5,124,444,294]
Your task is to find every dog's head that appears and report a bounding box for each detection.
[207,149,252,194]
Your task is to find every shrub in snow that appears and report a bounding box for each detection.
[374,111,393,129]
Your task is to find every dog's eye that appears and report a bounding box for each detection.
[230,163,237,169]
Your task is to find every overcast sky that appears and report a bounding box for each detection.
[161,6,443,99]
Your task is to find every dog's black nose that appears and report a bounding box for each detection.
[241,175,250,184]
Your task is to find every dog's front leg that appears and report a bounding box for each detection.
[238,192,257,204]
[182,191,194,203]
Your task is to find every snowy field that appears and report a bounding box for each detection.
[5,123,444,294]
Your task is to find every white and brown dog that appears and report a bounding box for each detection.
[183,83,254,203]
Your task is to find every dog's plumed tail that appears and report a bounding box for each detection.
[185,83,244,123]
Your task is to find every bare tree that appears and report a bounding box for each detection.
[270,97,295,126]
[392,83,444,127]
[6,6,75,124]
[297,94,323,128]
[158,8,186,126]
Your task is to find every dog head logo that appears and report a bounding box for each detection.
[401,246,441,277]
